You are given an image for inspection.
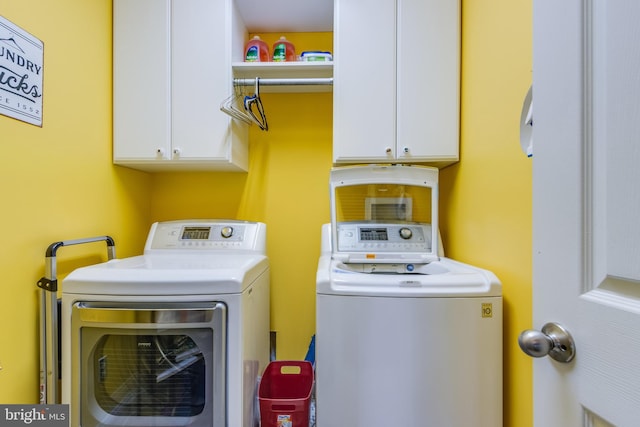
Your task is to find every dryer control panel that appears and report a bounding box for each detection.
[144,220,267,253]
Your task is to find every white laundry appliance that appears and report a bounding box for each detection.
[316,165,502,426]
[61,220,270,427]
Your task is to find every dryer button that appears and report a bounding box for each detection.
[221,226,234,238]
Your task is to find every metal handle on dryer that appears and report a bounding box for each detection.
[37,235,116,405]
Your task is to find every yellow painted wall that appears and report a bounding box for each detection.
[0,3,532,427]
[0,0,151,403]
[441,1,534,426]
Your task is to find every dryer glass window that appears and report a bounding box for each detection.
[92,333,207,417]
[72,302,226,427]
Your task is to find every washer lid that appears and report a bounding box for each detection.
[317,256,501,298]
[62,253,268,296]
[329,165,440,264]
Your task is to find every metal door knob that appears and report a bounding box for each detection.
[518,322,576,363]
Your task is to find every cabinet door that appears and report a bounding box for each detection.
[113,0,171,161]
[397,0,459,163]
[333,0,397,163]
[172,0,247,168]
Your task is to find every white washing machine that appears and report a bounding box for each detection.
[315,165,503,426]
[61,220,270,427]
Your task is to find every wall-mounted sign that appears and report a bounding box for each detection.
[0,16,43,126]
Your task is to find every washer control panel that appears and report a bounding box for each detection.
[333,222,437,264]
[336,223,431,253]
[145,220,266,252]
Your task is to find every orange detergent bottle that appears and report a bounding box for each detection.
[272,37,296,62]
[245,36,270,62]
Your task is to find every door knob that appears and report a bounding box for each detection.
[518,322,576,363]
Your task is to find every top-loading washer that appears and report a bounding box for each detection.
[61,220,270,427]
[316,165,502,426]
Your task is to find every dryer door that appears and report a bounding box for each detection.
[70,302,226,427]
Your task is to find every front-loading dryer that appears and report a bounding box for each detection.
[61,220,270,427]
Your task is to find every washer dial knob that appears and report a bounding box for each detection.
[399,227,413,240]
[220,226,234,238]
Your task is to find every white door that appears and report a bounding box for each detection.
[528,0,640,426]
[113,0,171,161]
[397,0,459,162]
[171,0,234,161]
[333,0,396,163]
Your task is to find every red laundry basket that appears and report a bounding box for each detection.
[259,361,314,427]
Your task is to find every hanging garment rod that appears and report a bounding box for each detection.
[234,77,333,87]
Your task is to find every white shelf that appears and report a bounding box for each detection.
[232,61,333,93]
[231,0,334,93]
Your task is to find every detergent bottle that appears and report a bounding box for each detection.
[244,36,270,62]
[272,37,296,62]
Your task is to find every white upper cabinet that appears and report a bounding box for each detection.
[113,0,335,172]
[113,0,248,172]
[333,0,460,167]
[113,0,457,171]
